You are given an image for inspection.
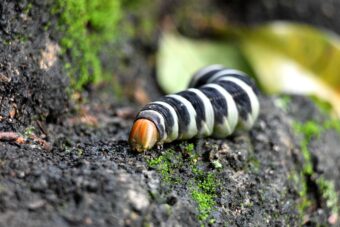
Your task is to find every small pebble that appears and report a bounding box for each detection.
[27,200,45,210]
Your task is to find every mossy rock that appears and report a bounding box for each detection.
[0,0,123,130]
[53,0,122,89]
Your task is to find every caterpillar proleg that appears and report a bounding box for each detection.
[129,65,260,152]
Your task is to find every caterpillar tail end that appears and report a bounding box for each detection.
[129,119,159,152]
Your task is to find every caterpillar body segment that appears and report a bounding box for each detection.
[177,88,215,138]
[199,83,239,138]
[129,65,260,152]
[162,94,198,140]
[188,64,225,88]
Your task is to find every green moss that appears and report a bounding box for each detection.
[316,177,339,214]
[190,169,218,221]
[147,143,219,223]
[191,190,216,221]
[293,121,322,141]
[292,121,318,219]
[292,119,340,220]
[310,95,333,115]
[147,149,183,184]
[53,0,121,90]
[23,3,33,15]
[186,143,199,163]
[292,121,322,175]
[248,155,260,172]
[323,119,340,134]
[293,120,326,174]
[274,95,292,111]
[293,119,340,175]
[309,96,340,135]
[185,143,194,153]
[290,171,312,214]
[300,140,313,175]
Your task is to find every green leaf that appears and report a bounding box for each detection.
[156,33,251,94]
[239,22,340,117]
[157,23,340,118]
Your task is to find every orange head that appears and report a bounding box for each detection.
[129,119,159,152]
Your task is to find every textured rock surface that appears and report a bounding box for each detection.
[0,1,68,131]
[0,0,340,226]
[1,93,339,226]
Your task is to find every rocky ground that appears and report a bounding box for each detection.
[1,91,339,226]
[0,0,340,226]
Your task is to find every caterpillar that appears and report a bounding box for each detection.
[129,65,260,152]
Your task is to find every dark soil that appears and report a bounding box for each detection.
[0,0,69,132]
[1,91,339,226]
[1,0,340,226]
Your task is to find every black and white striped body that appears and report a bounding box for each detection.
[135,65,260,144]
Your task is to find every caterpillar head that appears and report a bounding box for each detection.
[129,119,159,152]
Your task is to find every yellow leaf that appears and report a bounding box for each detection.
[240,22,340,117]
[156,23,340,118]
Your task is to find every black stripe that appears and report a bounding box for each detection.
[160,96,190,137]
[141,103,174,137]
[216,80,252,120]
[136,111,165,139]
[210,73,259,94]
[192,69,223,88]
[200,86,228,125]
[177,90,205,132]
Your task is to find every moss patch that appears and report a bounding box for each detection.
[147,143,219,223]
[274,95,292,112]
[289,171,312,214]
[147,149,183,184]
[53,0,121,90]
[323,119,340,134]
[292,120,339,219]
[316,177,339,214]
[293,121,321,175]
[190,169,218,222]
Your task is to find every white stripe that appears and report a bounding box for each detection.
[152,101,179,142]
[187,88,214,137]
[207,69,248,84]
[202,84,239,138]
[138,110,167,142]
[166,94,198,140]
[188,64,224,88]
[218,77,260,130]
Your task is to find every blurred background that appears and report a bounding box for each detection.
[1,0,339,126]
[107,0,340,117]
